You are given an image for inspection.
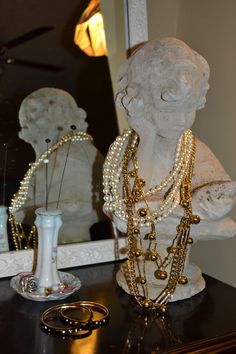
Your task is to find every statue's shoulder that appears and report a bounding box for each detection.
[193,137,230,185]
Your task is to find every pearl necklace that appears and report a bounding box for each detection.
[121,129,199,311]
[9,131,93,250]
[103,129,194,227]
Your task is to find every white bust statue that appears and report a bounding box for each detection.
[103,38,236,305]
[14,87,104,244]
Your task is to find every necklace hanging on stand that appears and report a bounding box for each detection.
[103,128,200,311]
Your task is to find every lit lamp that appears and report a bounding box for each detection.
[74,0,107,57]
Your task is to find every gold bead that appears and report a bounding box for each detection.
[129,171,136,177]
[140,277,146,285]
[192,215,200,224]
[167,247,176,254]
[154,270,168,280]
[138,208,148,217]
[159,305,167,313]
[144,232,156,240]
[150,253,157,261]
[142,299,151,308]
[134,188,142,195]
[136,276,146,284]
[149,233,156,240]
[138,178,146,187]
[178,275,188,285]
[187,237,193,244]
[133,228,139,234]
[182,200,189,208]
[134,249,142,257]
[134,197,140,203]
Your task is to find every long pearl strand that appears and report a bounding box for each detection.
[9,131,93,214]
[103,129,194,227]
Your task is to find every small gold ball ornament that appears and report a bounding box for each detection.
[167,246,176,254]
[182,200,189,208]
[129,171,136,177]
[187,237,193,244]
[133,228,139,235]
[144,232,155,240]
[178,275,188,285]
[134,188,142,195]
[142,299,152,308]
[150,253,157,261]
[136,276,146,284]
[192,215,200,224]
[140,277,146,285]
[138,208,148,217]
[154,270,168,280]
[159,305,167,313]
[134,249,142,257]
[138,178,146,187]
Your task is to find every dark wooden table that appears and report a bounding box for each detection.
[0,261,236,354]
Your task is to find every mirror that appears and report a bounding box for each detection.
[0,0,122,257]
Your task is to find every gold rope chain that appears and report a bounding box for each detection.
[122,129,200,312]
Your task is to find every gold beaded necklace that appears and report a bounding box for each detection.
[9,131,93,250]
[121,129,200,312]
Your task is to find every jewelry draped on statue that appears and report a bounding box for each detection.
[103,128,200,311]
[9,131,93,250]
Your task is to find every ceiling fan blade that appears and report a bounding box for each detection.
[1,26,54,51]
[1,57,64,72]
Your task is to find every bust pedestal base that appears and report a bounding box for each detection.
[116,260,205,302]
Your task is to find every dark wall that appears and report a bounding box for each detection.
[0,0,118,205]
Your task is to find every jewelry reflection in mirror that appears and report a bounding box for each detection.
[11,135,82,301]
[9,87,105,249]
[0,144,9,252]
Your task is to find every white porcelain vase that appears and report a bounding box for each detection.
[34,208,62,295]
[0,205,9,252]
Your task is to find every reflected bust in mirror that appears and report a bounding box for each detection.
[10,87,105,248]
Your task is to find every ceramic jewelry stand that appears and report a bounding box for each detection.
[11,208,81,301]
[0,206,9,252]
[116,236,205,302]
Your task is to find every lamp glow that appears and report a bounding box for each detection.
[74,0,107,57]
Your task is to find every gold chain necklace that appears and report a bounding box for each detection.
[103,129,194,226]
[122,129,200,312]
[9,131,93,250]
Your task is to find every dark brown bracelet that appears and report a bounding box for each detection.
[60,301,110,329]
[40,303,92,338]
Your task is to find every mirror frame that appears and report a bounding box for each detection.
[0,237,126,278]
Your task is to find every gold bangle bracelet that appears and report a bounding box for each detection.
[40,301,110,338]
[40,303,92,338]
[71,301,110,329]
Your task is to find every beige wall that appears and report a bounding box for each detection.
[147,0,180,39]
[100,0,128,132]
[147,0,236,287]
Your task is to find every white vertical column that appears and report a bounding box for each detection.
[124,0,148,52]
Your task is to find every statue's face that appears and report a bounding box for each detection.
[18,98,45,146]
[116,40,210,137]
